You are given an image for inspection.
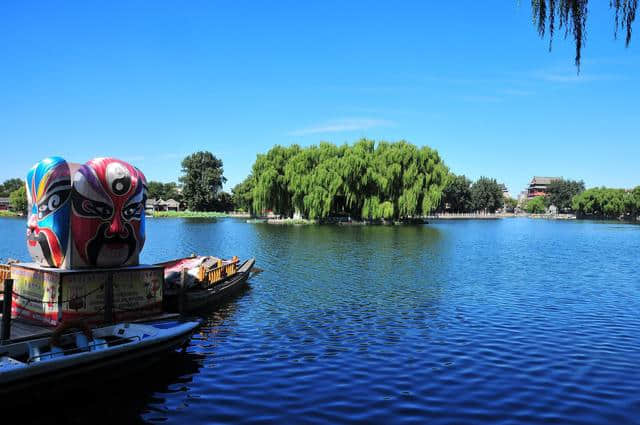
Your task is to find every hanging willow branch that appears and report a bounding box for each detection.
[531,0,637,70]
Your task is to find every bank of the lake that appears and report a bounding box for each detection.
[0,211,20,217]
[151,211,250,219]
[1,217,639,424]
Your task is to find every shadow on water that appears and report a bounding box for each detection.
[0,300,246,425]
[1,352,205,425]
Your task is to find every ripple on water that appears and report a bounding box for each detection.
[1,218,639,424]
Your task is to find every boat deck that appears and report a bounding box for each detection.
[0,313,181,344]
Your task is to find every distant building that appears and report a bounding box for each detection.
[146,198,180,213]
[498,183,511,199]
[527,176,560,199]
[0,197,9,211]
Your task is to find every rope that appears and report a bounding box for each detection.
[10,284,105,306]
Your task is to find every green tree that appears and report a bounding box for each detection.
[231,176,255,212]
[471,177,504,213]
[213,191,234,212]
[524,196,546,214]
[625,186,640,219]
[545,179,585,211]
[180,151,226,211]
[248,139,448,221]
[504,197,518,212]
[9,186,27,213]
[530,0,637,69]
[147,181,181,200]
[252,145,300,217]
[0,178,24,197]
[440,174,473,213]
[572,187,629,218]
[147,181,164,199]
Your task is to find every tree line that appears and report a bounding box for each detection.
[522,179,640,220]
[232,139,449,220]
[572,186,640,219]
[438,175,512,214]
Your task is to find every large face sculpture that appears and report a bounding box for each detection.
[26,157,72,268]
[71,158,147,267]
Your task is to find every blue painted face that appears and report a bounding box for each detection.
[26,157,72,268]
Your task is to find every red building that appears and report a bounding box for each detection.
[527,177,560,199]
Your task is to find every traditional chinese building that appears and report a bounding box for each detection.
[146,198,180,213]
[527,176,560,199]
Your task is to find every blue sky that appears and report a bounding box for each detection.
[1,1,638,196]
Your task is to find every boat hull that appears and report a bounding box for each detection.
[163,258,255,313]
[0,319,201,394]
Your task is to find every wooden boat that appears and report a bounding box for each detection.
[0,318,201,393]
[162,258,255,313]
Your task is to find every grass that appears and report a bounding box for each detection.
[0,210,21,217]
[151,210,230,218]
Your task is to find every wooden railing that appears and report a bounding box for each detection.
[199,257,239,285]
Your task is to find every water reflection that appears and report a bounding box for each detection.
[1,217,640,424]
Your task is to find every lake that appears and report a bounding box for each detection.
[1,217,639,424]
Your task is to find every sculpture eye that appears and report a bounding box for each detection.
[37,188,70,219]
[48,194,60,210]
[122,202,142,220]
[80,199,113,220]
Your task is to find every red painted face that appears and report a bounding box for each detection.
[71,158,147,267]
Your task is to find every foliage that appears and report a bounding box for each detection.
[524,196,547,214]
[249,139,448,220]
[440,174,473,213]
[0,210,20,217]
[471,177,504,213]
[572,186,640,218]
[232,176,255,213]
[213,191,234,212]
[179,151,226,211]
[9,186,27,213]
[0,178,24,197]
[504,197,518,212]
[531,0,637,69]
[147,181,181,201]
[545,178,585,211]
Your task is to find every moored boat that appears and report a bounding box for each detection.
[160,257,256,313]
[0,318,201,393]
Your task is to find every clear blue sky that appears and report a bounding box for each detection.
[1,1,638,196]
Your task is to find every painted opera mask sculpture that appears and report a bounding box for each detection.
[26,157,72,268]
[25,156,147,269]
[71,158,147,268]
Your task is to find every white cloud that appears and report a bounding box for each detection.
[289,118,394,136]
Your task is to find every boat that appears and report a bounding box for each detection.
[160,257,256,312]
[0,318,201,393]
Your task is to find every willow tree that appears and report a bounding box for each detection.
[249,139,448,221]
[531,0,637,69]
[340,139,377,218]
[252,145,300,217]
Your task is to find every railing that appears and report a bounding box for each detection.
[199,257,239,285]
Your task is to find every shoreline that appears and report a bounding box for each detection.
[150,211,250,219]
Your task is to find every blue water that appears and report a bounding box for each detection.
[1,217,639,424]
